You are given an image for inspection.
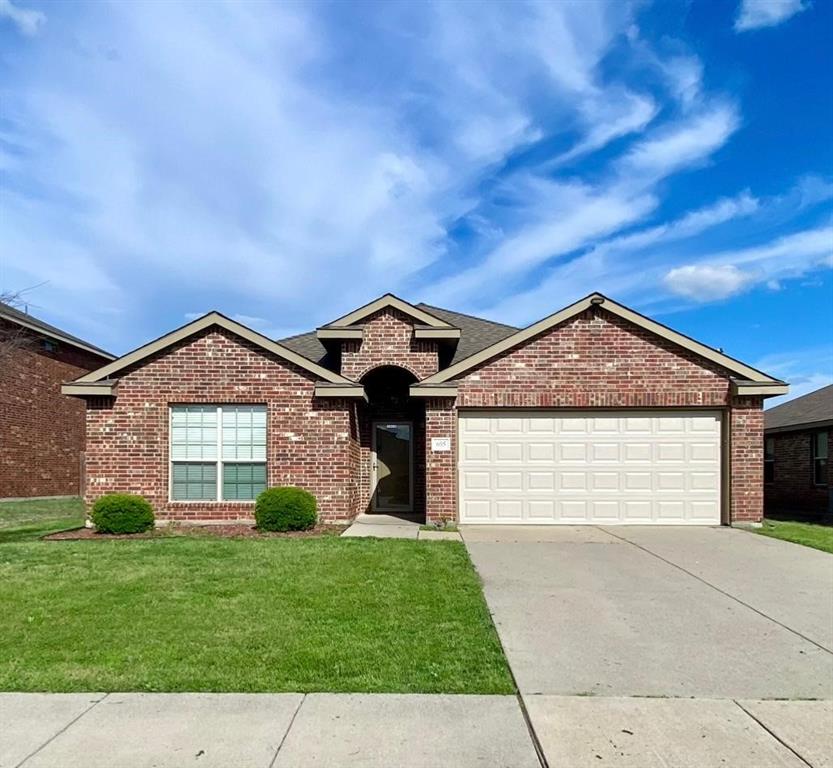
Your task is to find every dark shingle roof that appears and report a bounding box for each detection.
[0,302,114,359]
[278,303,518,373]
[279,331,329,366]
[414,304,518,365]
[765,384,833,432]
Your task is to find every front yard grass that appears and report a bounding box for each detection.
[755,519,833,554]
[0,535,513,694]
[0,497,85,543]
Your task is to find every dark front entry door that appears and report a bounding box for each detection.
[372,422,413,512]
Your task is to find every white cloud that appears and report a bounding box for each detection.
[735,0,808,31]
[0,0,44,36]
[664,264,755,301]
[554,91,658,165]
[662,225,833,302]
[428,178,657,306]
[619,103,739,179]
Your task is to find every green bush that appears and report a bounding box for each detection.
[255,487,317,532]
[91,494,155,534]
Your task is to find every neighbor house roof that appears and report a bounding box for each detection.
[765,384,833,433]
[0,302,115,360]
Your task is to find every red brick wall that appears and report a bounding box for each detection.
[730,398,765,523]
[765,429,832,516]
[0,320,108,498]
[425,399,455,524]
[84,328,358,523]
[456,309,732,408]
[429,307,765,524]
[340,308,439,381]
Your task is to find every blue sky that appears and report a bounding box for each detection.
[1,0,831,405]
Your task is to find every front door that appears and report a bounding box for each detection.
[372,422,413,512]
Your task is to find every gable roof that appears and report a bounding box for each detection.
[0,302,114,360]
[765,384,833,433]
[280,303,519,368]
[67,312,355,391]
[322,293,454,328]
[417,292,786,390]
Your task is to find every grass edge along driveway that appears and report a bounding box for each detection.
[754,518,833,554]
[0,535,513,695]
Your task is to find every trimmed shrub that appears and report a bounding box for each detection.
[255,487,317,532]
[91,494,155,534]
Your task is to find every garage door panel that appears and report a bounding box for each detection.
[528,472,555,490]
[459,410,722,525]
[495,442,523,461]
[496,471,522,490]
[463,442,491,462]
[528,443,555,462]
[558,442,587,462]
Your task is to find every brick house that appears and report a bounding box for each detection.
[0,303,114,498]
[63,293,787,526]
[764,384,832,518]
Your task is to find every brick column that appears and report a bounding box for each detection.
[424,398,456,524]
[730,396,765,524]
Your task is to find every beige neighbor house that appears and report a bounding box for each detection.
[62,292,787,526]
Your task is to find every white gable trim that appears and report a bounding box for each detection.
[420,293,784,387]
[323,293,453,328]
[70,312,355,386]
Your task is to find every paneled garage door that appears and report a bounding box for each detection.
[458,411,722,525]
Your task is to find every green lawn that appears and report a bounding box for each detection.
[0,497,85,543]
[0,523,512,693]
[755,519,833,554]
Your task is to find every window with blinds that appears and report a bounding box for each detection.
[170,405,267,500]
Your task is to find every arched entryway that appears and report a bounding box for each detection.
[359,366,425,520]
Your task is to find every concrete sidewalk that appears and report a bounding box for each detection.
[0,693,538,768]
[3,692,832,767]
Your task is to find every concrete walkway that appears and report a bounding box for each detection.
[342,513,462,541]
[3,692,832,767]
[0,693,537,768]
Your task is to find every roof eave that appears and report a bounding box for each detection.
[732,380,789,397]
[0,309,115,360]
[62,380,118,397]
[765,418,833,435]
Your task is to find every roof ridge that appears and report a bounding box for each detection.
[415,302,519,330]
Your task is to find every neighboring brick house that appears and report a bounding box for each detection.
[0,303,114,498]
[764,384,832,518]
[63,293,787,526]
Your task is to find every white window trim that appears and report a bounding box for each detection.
[169,405,267,503]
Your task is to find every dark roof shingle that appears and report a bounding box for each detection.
[278,303,518,373]
[765,384,833,432]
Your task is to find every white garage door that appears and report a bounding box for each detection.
[458,411,722,525]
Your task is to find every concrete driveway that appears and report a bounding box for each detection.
[464,525,833,767]
[464,525,833,698]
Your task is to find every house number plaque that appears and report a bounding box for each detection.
[431,437,451,452]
